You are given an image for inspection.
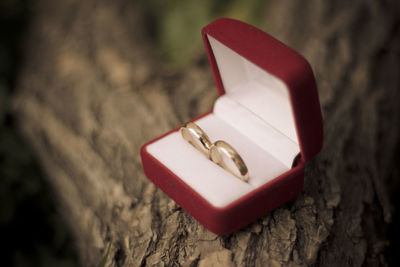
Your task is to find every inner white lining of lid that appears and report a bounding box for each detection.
[207,35,299,145]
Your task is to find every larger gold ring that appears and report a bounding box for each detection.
[210,141,249,182]
[180,122,249,182]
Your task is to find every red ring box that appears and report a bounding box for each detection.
[140,18,323,235]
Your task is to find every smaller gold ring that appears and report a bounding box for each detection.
[180,122,213,158]
[210,140,249,182]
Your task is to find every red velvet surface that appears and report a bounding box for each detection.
[140,18,323,235]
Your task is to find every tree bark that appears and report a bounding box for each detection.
[13,0,400,266]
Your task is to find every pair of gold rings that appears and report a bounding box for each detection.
[180,122,249,182]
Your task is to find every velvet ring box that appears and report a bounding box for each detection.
[140,18,323,235]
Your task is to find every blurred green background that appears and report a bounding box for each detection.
[0,0,268,266]
[141,0,268,66]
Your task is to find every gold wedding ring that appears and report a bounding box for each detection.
[180,122,213,158]
[210,141,249,182]
[180,122,249,182]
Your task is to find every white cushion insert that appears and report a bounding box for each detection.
[146,113,290,208]
[214,95,299,168]
[207,35,298,143]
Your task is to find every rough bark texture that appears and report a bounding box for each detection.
[12,0,400,266]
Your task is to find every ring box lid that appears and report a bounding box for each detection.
[202,18,323,162]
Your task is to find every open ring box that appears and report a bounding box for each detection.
[140,18,323,235]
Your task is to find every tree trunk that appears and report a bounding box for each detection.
[13,0,400,266]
